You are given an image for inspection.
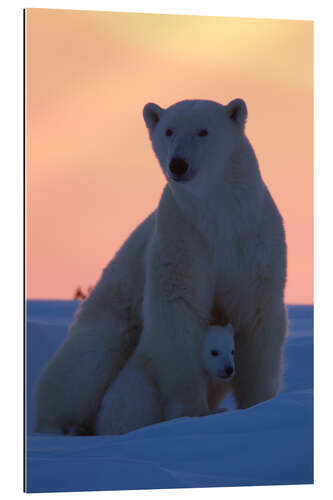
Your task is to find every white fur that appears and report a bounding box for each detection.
[95,356,161,435]
[96,325,235,435]
[202,324,235,381]
[34,98,287,434]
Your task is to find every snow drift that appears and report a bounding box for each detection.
[25,301,313,493]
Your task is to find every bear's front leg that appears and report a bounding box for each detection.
[137,215,215,421]
[137,300,211,421]
[231,299,287,409]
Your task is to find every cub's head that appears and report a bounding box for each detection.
[143,99,247,197]
[202,324,235,381]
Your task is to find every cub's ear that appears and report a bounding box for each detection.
[226,98,247,128]
[143,103,164,132]
[226,323,235,335]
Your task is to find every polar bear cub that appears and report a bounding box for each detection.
[96,324,235,435]
[201,324,235,381]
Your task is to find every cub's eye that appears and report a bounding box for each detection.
[165,129,173,136]
[198,129,208,137]
[231,350,235,355]
[210,350,219,357]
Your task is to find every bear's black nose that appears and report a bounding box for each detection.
[225,366,234,376]
[169,157,189,179]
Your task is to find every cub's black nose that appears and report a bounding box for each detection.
[169,157,189,179]
[225,366,234,376]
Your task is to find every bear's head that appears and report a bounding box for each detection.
[201,323,235,381]
[143,99,247,199]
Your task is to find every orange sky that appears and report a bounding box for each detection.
[25,9,313,303]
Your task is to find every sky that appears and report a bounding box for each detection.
[25,9,313,303]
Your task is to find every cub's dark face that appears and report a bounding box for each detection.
[202,325,235,381]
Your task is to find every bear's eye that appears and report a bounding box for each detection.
[165,129,173,137]
[210,350,219,357]
[198,129,208,137]
[231,350,235,355]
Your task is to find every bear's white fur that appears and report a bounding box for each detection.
[34,98,287,434]
[201,324,235,382]
[96,324,235,435]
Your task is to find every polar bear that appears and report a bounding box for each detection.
[96,324,235,435]
[34,98,287,434]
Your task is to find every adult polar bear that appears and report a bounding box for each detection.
[34,98,287,434]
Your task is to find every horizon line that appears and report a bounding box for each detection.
[26,298,314,307]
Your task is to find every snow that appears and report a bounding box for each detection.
[25,302,313,493]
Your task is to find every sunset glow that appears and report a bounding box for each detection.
[25,9,313,303]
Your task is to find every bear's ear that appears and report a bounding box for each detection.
[143,103,164,132]
[226,99,247,128]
